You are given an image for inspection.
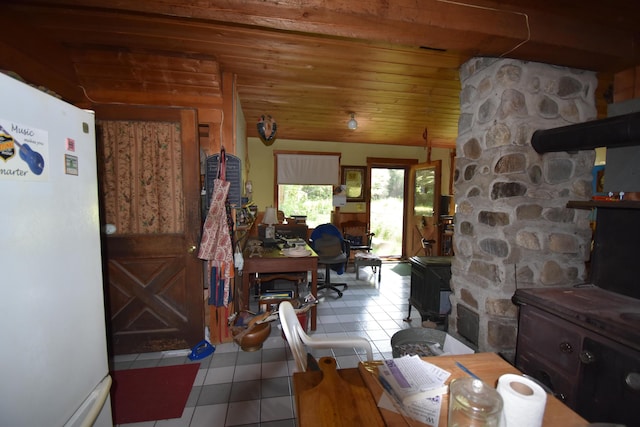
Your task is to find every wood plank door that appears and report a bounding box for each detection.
[406,161,442,257]
[95,106,203,355]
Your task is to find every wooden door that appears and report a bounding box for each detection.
[95,106,203,355]
[406,161,442,257]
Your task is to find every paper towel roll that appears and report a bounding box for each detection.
[497,374,547,427]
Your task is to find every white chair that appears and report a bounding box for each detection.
[278,300,374,372]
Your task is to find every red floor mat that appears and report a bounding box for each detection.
[110,363,199,424]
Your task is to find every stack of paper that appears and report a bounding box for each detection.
[378,355,451,426]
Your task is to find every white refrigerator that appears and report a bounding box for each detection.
[0,73,113,426]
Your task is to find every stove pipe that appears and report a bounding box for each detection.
[532,111,640,153]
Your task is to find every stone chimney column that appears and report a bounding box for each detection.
[451,58,598,360]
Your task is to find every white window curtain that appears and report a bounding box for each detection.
[276,153,340,185]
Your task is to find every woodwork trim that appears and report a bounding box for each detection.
[221,71,236,152]
[367,157,419,166]
[274,150,342,157]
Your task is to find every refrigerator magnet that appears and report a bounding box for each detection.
[65,138,75,152]
[65,154,78,176]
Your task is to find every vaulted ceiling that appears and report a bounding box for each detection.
[2,1,639,148]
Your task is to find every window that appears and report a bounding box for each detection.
[275,152,340,228]
[278,184,333,227]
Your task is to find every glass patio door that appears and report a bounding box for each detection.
[369,167,405,258]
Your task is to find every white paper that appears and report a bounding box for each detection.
[332,194,346,206]
[379,355,451,405]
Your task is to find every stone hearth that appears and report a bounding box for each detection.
[450,58,597,361]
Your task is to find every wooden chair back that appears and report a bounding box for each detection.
[340,220,373,251]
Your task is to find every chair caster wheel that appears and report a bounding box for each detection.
[337,292,343,298]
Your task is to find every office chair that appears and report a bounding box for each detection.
[310,223,350,298]
[278,301,373,372]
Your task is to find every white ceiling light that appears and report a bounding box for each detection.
[347,113,358,130]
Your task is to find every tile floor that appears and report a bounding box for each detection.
[111,261,424,427]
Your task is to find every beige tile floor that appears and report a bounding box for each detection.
[112,261,423,427]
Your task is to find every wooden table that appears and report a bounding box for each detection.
[241,243,318,330]
[293,352,588,427]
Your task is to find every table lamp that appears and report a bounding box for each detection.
[262,207,278,239]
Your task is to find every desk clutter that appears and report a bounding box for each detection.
[375,355,548,427]
[245,236,309,257]
[294,352,586,427]
[282,246,312,257]
[375,358,545,426]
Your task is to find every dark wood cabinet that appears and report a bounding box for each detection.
[514,287,640,425]
[407,256,452,328]
[515,304,582,408]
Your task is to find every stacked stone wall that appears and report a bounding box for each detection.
[451,58,597,361]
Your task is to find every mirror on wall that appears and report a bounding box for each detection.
[341,165,367,202]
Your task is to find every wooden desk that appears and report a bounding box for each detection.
[293,353,588,427]
[241,244,318,330]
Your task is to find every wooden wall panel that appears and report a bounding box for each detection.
[614,67,640,102]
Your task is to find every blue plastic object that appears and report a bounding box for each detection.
[188,340,215,361]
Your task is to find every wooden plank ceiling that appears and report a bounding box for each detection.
[1,0,639,148]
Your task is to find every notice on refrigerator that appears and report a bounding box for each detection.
[65,154,78,176]
[0,118,49,181]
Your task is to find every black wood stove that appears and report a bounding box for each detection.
[515,114,640,425]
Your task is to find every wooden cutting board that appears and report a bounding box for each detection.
[298,357,385,427]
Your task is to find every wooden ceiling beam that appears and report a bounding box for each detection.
[84,88,223,109]
[19,6,463,69]
[24,0,639,71]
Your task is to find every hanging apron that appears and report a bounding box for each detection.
[198,149,234,307]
